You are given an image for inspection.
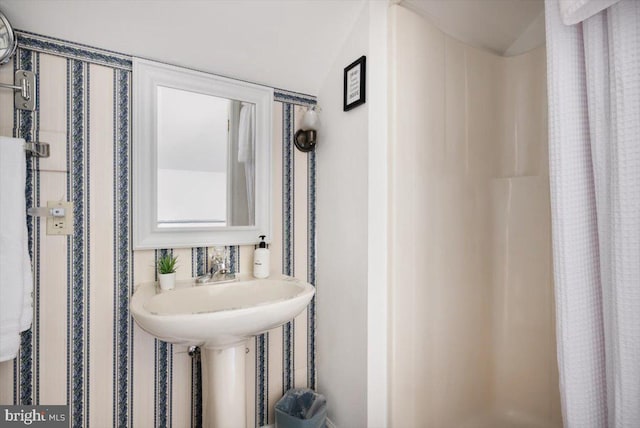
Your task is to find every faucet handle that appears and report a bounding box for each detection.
[210,246,228,273]
[212,246,226,259]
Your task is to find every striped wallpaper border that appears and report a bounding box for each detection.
[255,333,268,426]
[17,31,132,70]
[15,47,37,407]
[16,31,318,108]
[113,67,133,428]
[274,90,317,107]
[31,49,42,406]
[307,150,317,390]
[64,57,72,416]
[69,58,88,428]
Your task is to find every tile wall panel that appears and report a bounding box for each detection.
[0,32,317,428]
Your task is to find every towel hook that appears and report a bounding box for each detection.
[24,141,50,158]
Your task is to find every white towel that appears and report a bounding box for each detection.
[237,103,254,163]
[0,136,33,362]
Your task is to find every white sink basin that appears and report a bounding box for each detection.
[130,274,315,349]
[131,274,315,428]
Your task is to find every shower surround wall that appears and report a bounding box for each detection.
[389,5,561,428]
[0,32,317,428]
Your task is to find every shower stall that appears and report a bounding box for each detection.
[388,4,562,427]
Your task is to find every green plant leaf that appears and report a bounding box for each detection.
[157,253,178,274]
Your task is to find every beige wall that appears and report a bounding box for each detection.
[491,48,562,427]
[389,5,560,427]
[317,2,369,426]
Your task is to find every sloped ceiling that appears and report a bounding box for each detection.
[0,0,366,95]
[401,0,545,56]
[0,0,546,94]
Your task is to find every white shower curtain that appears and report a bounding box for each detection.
[546,0,640,427]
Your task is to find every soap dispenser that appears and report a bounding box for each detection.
[253,235,270,279]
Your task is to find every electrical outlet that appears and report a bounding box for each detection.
[46,200,73,236]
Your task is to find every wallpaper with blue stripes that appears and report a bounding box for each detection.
[0,31,317,428]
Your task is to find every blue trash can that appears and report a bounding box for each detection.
[275,388,327,428]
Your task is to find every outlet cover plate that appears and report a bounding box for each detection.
[46,200,73,236]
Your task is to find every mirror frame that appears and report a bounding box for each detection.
[133,58,273,249]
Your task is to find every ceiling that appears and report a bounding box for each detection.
[401,0,545,56]
[0,0,546,95]
[0,0,366,95]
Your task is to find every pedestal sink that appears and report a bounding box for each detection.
[130,274,315,428]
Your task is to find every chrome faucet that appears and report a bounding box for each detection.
[195,247,237,284]
[210,250,228,276]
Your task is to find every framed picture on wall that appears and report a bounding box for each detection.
[343,55,366,111]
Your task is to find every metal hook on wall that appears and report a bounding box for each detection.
[0,11,36,111]
[0,70,37,111]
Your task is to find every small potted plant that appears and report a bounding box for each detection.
[157,253,178,290]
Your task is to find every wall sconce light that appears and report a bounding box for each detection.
[294,106,320,152]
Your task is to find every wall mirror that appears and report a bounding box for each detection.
[0,12,17,65]
[133,58,273,249]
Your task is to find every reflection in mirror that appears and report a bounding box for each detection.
[156,87,256,228]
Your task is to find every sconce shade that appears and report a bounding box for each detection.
[302,108,320,130]
[294,106,320,152]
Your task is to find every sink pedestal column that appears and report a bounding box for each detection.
[202,343,246,428]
